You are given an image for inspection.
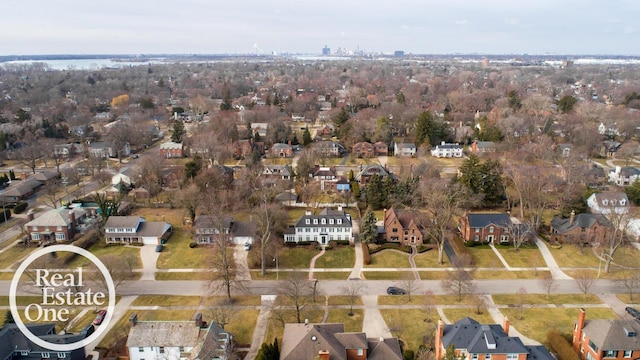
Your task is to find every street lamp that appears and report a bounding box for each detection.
[273,251,279,280]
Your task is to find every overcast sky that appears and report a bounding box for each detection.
[2,0,639,56]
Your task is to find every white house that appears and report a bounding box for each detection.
[284,207,353,245]
[431,142,463,158]
[127,313,232,360]
[586,191,630,215]
[394,142,417,157]
[608,166,640,186]
[104,216,172,245]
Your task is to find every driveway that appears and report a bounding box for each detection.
[139,244,160,281]
[233,244,251,281]
[361,295,391,338]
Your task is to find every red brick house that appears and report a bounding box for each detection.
[353,142,375,158]
[24,208,89,244]
[373,141,388,156]
[550,211,611,245]
[459,212,511,244]
[271,143,294,158]
[159,141,183,158]
[383,208,425,245]
[572,308,640,360]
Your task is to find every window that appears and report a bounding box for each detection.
[305,219,310,224]
[56,226,62,231]
[474,227,480,232]
[392,228,398,233]
[473,235,479,242]
[56,233,65,240]
[623,350,632,358]
[159,347,165,354]
[313,219,318,224]
[507,354,518,360]
[31,233,40,240]
[603,350,618,358]
[587,352,595,360]
[489,226,494,233]
[179,347,185,352]
[472,354,478,360]
[32,226,38,231]
[588,340,598,353]
[337,219,342,224]
[486,355,491,360]
[139,347,144,352]
[357,348,364,356]
[621,199,627,205]
[602,199,608,206]
[57,353,66,358]
[42,353,51,358]
[20,351,29,356]
[321,218,326,224]
[329,219,334,224]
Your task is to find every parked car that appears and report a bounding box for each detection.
[626,306,640,319]
[243,243,251,251]
[155,245,164,252]
[93,310,107,325]
[386,286,406,295]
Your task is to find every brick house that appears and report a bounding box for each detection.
[572,308,640,360]
[159,141,183,158]
[383,208,426,245]
[271,143,294,158]
[352,142,375,158]
[373,141,388,156]
[459,212,511,244]
[435,317,553,360]
[24,208,89,244]
[280,322,402,360]
[354,164,392,187]
[550,211,612,245]
[470,140,496,154]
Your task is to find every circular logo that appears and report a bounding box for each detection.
[9,244,116,352]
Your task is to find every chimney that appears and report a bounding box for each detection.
[435,320,444,360]
[304,318,309,325]
[337,205,343,212]
[27,210,35,222]
[502,316,510,335]
[69,210,76,226]
[194,313,204,328]
[305,210,312,216]
[129,313,138,326]
[570,210,575,226]
[318,350,329,360]
[441,141,446,146]
[573,308,586,352]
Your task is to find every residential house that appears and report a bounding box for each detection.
[260,165,293,187]
[601,141,622,158]
[315,141,345,157]
[284,207,353,245]
[354,164,391,187]
[470,140,496,154]
[159,141,184,158]
[54,143,82,158]
[550,211,612,245]
[0,323,90,360]
[194,215,254,245]
[383,208,426,245]
[608,166,640,186]
[280,322,402,360]
[435,317,554,360]
[232,139,256,159]
[271,143,294,158]
[104,216,172,245]
[309,166,337,181]
[32,170,61,184]
[336,177,351,192]
[394,142,417,157]
[318,125,334,138]
[87,141,131,158]
[0,178,42,203]
[459,212,512,244]
[572,308,640,360]
[24,207,91,244]
[586,165,607,189]
[557,143,573,158]
[352,142,375,158]
[431,142,463,158]
[586,192,630,215]
[127,313,233,360]
[251,122,268,138]
[598,122,620,137]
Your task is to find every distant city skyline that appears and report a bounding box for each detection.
[2,0,639,56]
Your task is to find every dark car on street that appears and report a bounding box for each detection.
[386,286,407,295]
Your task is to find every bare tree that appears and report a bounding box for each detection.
[173,182,201,224]
[507,219,534,251]
[42,180,62,208]
[341,281,364,316]
[441,254,476,302]
[205,300,236,330]
[401,274,421,302]
[539,272,557,298]
[15,142,43,174]
[420,181,462,265]
[278,272,313,324]
[601,208,632,273]
[575,270,596,299]
[135,153,166,196]
[423,289,436,323]
[617,270,640,302]
[91,253,137,292]
[516,287,527,320]
[473,294,486,315]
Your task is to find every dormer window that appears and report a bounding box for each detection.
[489,226,494,233]
[337,219,342,224]
[321,218,326,224]
[603,199,608,206]
[329,219,334,224]
[621,199,627,205]
[305,219,310,224]
[612,200,617,205]
[313,219,318,224]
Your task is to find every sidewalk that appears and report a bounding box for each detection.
[534,237,573,280]
[348,237,364,279]
[245,295,276,360]
[484,294,540,346]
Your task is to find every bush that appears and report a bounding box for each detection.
[60,229,100,264]
[547,330,580,360]
[0,209,11,223]
[403,349,415,360]
[331,240,351,246]
[189,242,197,248]
[416,244,433,253]
[13,202,28,214]
[362,243,372,265]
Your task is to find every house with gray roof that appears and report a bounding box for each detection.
[431,141,463,158]
[435,317,553,360]
[394,142,417,157]
[459,212,512,244]
[0,323,89,360]
[550,211,611,245]
[280,322,402,360]
[24,207,91,244]
[587,191,630,215]
[105,216,172,245]
[608,166,640,186]
[284,207,353,245]
[470,140,496,154]
[573,308,640,360]
[354,164,392,187]
[127,313,233,360]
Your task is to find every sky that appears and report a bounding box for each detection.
[2,0,639,56]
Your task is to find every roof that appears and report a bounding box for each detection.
[395,142,416,149]
[104,216,143,229]
[582,319,640,350]
[160,141,183,150]
[294,208,352,228]
[441,318,530,355]
[272,143,293,150]
[25,207,86,228]
[263,165,292,177]
[588,192,630,210]
[137,222,172,238]
[1,178,41,197]
[33,170,60,182]
[88,141,114,149]
[0,323,87,355]
[474,141,495,149]
[434,143,463,150]
[385,208,423,231]
[551,213,611,234]
[127,321,202,347]
[355,164,390,180]
[367,337,403,360]
[281,323,347,360]
[465,213,511,228]
[195,215,233,230]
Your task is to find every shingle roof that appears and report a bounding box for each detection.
[367,337,403,360]
[550,213,611,234]
[294,208,352,228]
[25,207,86,228]
[104,216,142,229]
[126,321,202,347]
[441,318,529,355]
[466,213,511,228]
[281,323,347,360]
[582,319,640,350]
[355,164,389,180]
[137,222,172,238]
[194,215,233,230]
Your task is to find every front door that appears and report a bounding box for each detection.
[321,236,327,245]
[487,235,494,244]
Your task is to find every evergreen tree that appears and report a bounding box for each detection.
[4,310,14,324]
[332,107,351,139]
[184,156,202,179]
[256,338,280,360]
[366,174,387,210]
[171,121,186,143]
[507,90,522,110]
[557,95,578,113]
[626,179,640,205]
[396,91,406,104]
[302,127,312,146]
[360,210,378,244]
[220,85,232,110]
[457,154,505,207]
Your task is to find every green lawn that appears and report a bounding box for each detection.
[378,294,480,306]
[362,271,415,280]
[0,243,37,269]
[68,309,100,332]
[366,250,410,268]
[413,250,449,268]
[494,245,544,268]
[328,296,364,306]
[492,294,603,305]
[277,247,318,268]
[379,309,431,352]
[501,307,617,342]
[326,309,364,332]
[472,270,549,280]
[156,230,212,268]
[210,308,260,346]
[131,295,203,307]
[314,246,354,268]
[202,296,262,306]
[443,308,495,324]
[155,272,212,280]
[132,208,187,230]
[549,244,600,268]
[67,242,142,268]
[468,246,505,268]
[0,296,47,306]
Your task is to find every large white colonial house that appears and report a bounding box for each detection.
[284,207,353,245]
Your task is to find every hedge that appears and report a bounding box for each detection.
[0,209,11,223]
[368,243,412,254]
[60,229,100,265]
[13,202,28,214]
[546,330,580,360]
